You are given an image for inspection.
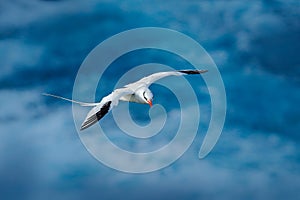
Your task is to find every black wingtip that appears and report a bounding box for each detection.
[178,69,208,74]
[80,101,112,131]
[80,125,90,131]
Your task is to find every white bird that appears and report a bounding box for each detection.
[43,69,207,131]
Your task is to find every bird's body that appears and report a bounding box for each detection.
[43,69,207,130]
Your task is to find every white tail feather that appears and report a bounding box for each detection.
[42,93,99,107]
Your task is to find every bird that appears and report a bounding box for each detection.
[43,69,208,131]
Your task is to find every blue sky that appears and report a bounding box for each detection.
[0,0,299,200]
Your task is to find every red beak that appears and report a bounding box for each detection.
[147,100,153,107]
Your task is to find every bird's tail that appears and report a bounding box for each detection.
[42,93,99,107]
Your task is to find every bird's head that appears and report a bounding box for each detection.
[141,88,153,107]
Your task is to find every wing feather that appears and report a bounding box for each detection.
[80,87,134,130]
[127,69,208,88]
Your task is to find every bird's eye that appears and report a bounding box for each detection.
[143,91,147,100]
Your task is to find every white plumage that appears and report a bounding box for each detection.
[43,69,207,130]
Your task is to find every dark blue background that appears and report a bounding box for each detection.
[0,0,299,200]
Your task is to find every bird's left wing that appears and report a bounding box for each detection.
[80,87,134,130]
[129,69,208,88]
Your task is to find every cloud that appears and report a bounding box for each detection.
[0,0,300,199]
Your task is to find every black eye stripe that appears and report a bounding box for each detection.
[143,91,147,100]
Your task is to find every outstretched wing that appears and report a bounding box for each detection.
[80,87,134,130]
[127,69,208,88]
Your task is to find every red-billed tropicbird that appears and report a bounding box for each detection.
[43,69,207,130]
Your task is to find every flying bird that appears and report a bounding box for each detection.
[43,69,207,130]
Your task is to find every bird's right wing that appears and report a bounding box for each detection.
[129,69,208,88]
[80,87,134,130]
